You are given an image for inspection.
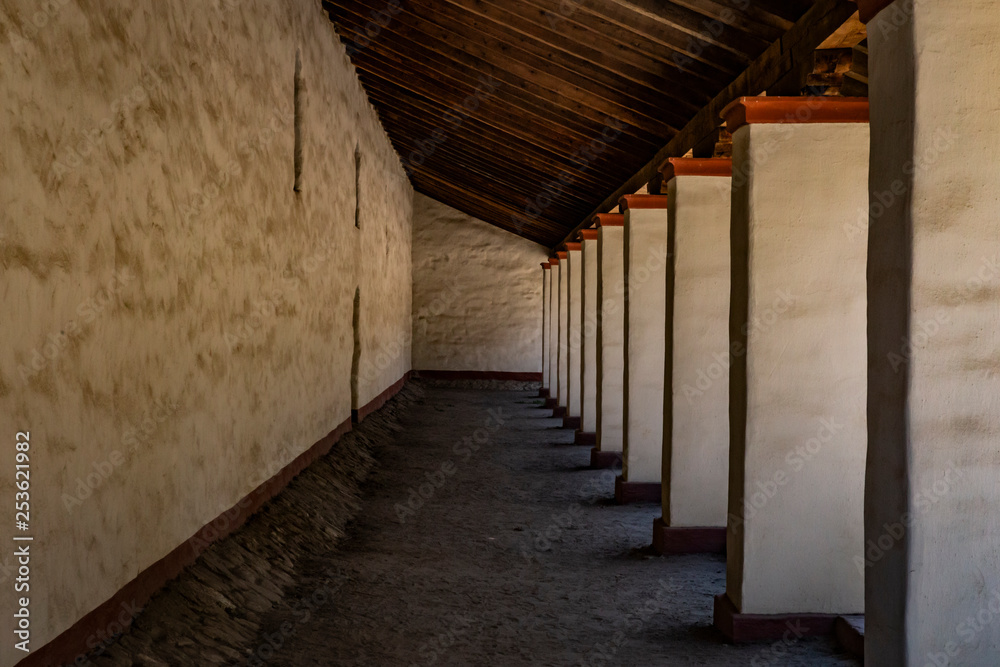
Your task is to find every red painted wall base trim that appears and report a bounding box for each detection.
[24,372,413,667]
[562,416,582,431]
[352,371,412,423]
[590,448,622,470]
[651,519,726,555]
[614,478,661,504]
[858,0,894,23]
[713,593,838,643]
[413,370,543,382]
[835,615,865,661]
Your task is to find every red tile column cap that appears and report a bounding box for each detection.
[541,262,551,270]
[619,194,669,210]
[563,242,582,252]
[660,157,733,182]
[858,0,894,22]
[721,97,870,134]
[593,213,625,227]
[578,229,599,241]
[556,251,568,260]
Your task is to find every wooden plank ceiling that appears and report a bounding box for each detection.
[322,0,855,247]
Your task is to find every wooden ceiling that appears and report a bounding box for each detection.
[322,0,859,247]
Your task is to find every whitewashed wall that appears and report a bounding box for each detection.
[0,0,412,660]
[411,194,546,374]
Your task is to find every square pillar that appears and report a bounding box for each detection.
[555,251,569,417]
[618,194,670,504]
[652,158,732,556]
[577,229,599,445]
[546,257,560,410]
[594,214,625,470]
[864,2,1000,664]
[564,242,583,430]
[714,96,870,641]
[540,262,551,398]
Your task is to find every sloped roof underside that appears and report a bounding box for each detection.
[323,0,859,247]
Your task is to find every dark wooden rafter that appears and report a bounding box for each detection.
[411,0,703,119]
[565,0,769,67]
[434,0,713,110]
[323,0,859,247]
[506,0,736,84]
[554,0,860,249]
[328,1,676,141]
[659,0,797,34]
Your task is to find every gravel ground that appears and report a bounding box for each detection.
[255,383,859,666]
[84,381,860,666]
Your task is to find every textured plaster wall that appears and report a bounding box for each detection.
[558,261,569,407]
[566,248,583,417]
[580,239,598,433]
[411,193,546,373]
[548,265,559,391]
[868,4,1000,664]
[623,208,669,484]
[0,0,412,660]
[596,226,624,452]
[727,122,868,616]
[541,267,550,388]
[664,174,731,528]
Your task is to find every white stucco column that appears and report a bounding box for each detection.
[555,250,569,416]
[540,262,551,397]
[546,256,560,410]
[862,3,1000,664]
[594,213,625,470]
[578,229,599,445]
[618,194,670,504]
[565,242,583,429]
[713,96,870,642]
[652,158,732,555]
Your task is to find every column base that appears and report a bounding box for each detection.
[574,431,596,445]
[539,388,550,398]
[590,448,622,469]
[614,476,661,504]
[562,416,581,430]
[651,519,725,555]
[712,593,838,643]
[834,615,864,661]
[551,406,566,418]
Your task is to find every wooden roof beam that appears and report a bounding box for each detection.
[552,0,859,250]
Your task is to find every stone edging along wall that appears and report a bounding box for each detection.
[21,374,414,667]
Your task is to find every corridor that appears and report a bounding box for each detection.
[89,381,856,666]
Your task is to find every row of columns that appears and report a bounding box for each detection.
[538,4,999,661]
[537,80,982,660]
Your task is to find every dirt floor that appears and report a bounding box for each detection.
[88,381,860,666]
